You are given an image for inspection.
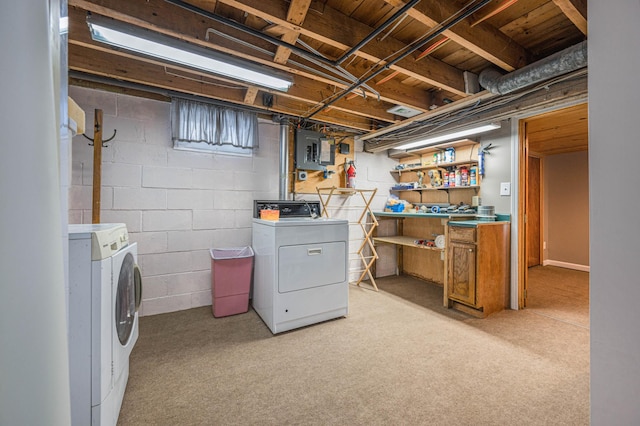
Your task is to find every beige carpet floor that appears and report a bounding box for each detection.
[526,265,589,329]
[118,270,589,425]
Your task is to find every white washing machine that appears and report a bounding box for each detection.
[252,201,348,334]
[68,223,142,426]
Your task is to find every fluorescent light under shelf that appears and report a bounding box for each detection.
[394,123,501,150]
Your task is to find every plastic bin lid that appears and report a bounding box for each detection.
[210,246,254,259]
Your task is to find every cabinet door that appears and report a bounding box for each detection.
[448,241,476,306]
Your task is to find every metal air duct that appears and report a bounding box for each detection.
[479,41,587,95]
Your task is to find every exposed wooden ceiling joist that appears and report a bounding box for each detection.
[552,0,587,35]
[69,43,396,129]
[273,0,311,64]
[382,0,529,71]
[67,0,588,140]
[69,1,432,116]
[206,0,468,95]
[364,71,588,152]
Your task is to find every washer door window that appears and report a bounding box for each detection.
[115,252,137,345]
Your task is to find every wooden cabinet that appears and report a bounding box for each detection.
[449,240,476,306]
[447,223,510,318]
[372,213,510,318]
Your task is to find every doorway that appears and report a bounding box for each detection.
[527,155,542,269]
[518,103,589,309]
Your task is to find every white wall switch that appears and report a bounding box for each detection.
[500,182,511,196]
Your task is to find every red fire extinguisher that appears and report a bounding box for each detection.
[346,162,356,188]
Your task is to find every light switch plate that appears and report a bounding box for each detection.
[500,182,511,196]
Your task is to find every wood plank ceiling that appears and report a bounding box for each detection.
[68,0,587,144]
[526,102,588,155]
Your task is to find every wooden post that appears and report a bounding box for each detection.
[92,109,103,224]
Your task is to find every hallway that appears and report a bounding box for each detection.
[527,265,589,329]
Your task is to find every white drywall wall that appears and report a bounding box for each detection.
[589,0,640,423]
[0,1,71,424]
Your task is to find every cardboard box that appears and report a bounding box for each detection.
[260,209,280,220]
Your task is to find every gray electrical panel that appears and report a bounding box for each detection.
[295,129,335,171]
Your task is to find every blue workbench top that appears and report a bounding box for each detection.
[373,211,510,226]
[373,211,476,219]
[447,214,511,227]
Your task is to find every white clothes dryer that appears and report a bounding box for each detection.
[252,201,349,334]
[68,224,141,426]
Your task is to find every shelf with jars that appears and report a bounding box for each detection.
[389,139,481,205]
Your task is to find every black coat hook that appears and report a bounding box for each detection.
[83,129,117,147]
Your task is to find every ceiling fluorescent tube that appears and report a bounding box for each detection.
[394,123,501,150]
[86,14,293,92]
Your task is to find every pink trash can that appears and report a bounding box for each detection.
[210,247,254,318]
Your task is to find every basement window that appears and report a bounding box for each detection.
[171,98,258,156]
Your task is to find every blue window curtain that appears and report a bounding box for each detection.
[171,98,258,149]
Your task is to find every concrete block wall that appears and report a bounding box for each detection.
[299,142,397,283]
[69,86,279,316]
[68,86,396,315]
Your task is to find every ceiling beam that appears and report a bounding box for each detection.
[552,0,587,35]
[67,37,399,124]
[201,0,468,95]
[273,0,311,64]
[363,73,588,152]
[358,91,495,143]
[243,86,259,104]
[68,2,431,115]
[68,43,394,130]
[69,54,376,131]
[382,0,529,71]
[469,0,520,28]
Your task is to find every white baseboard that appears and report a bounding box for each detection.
[542,259,590,272]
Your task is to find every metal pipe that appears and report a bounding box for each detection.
[69,71,365,134]
[334,0,421,65]
[278,117,290,200]
[479,41,588,95]
[166,0,418,80]
[164,0,338,69]
[207,26,379,97]
[362,68,587,151]
[306,0,491,120]
[296,39,379,98]
[378,13,409,43]
[205,27,357,90]
[165,0,440,109]
[205,16,382,99]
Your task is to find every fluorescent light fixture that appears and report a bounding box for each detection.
[394,122,501,150]
[86,14,293,92]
